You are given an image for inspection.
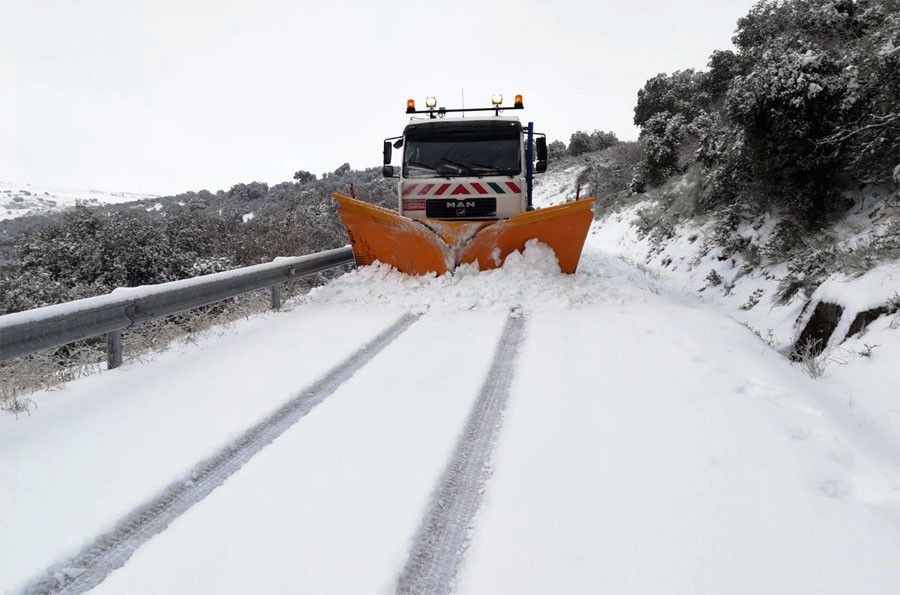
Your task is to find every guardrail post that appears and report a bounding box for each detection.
[270,284,282,310]
[106,330,123,369]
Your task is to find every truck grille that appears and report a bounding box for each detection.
[425,197,497,219]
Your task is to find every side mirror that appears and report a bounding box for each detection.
[383,141,392,165]
[535,137,547,161]
[535,160,547,174]
[382,165,395,178]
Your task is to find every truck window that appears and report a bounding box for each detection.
[403,123,521,179]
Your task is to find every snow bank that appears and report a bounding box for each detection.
[531,162,586,208]
[582,190,900,482]
[301,240,646,313]
[813,262,900,314]
[792,262,900,352]
[588,190,900,355]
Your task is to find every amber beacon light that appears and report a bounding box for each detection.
[406,98,416,113]
[514,94,524,108]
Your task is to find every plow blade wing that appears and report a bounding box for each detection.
[332,193,454,275]
[333,193,595,276]
[458,199,595,273]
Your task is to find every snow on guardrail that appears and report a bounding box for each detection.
[0,246,355,367]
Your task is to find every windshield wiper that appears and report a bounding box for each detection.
[406,160,438,172]
[469,163,518,175]
[440,157,475,175]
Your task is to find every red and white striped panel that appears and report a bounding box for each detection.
[402,181,520,197]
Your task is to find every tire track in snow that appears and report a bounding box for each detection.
[396,309,526,595]
[20,312,421,595]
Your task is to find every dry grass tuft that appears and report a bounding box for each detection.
[1,275,327,414]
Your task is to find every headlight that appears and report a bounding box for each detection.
[425,96,437,109]
[491,93,503,106]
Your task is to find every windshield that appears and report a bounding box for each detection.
[403,122,521,179]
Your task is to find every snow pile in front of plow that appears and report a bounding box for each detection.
[301,240,648,312]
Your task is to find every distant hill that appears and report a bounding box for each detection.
[0,181,158,221]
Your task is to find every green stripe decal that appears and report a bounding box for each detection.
[487,182,505,194]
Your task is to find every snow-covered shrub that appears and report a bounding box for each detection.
[633,112,690,189]
[332,162,352,177]
[1,208,192,315]
[548,140,567,160]
[632,0,899,224]
[568,130,618,156]
[0,164,393,318]
[579,142,642,206]
[723,44,853,220]
[189,257,234,276]
[292,170,316,184]
[695,112,753,210]
[633,70,710,128]
[631,68,713,193]
[701,50,743,103]
[632,201,678,248]
[629,167,647,195]
[706,269,724,286]
[227,181,269,202]
[165,208,236,263]
[817,1,900,187]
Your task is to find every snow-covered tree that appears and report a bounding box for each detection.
[631,112,689,191]
[568,130,619,156]
[292,170,316,184]
[568,131,593,156]
[227,182,269,202]
[634,70,709,127]
[633,0,899,220]
[548,140,567,160]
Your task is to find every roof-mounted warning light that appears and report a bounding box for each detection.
[404,92,525,117]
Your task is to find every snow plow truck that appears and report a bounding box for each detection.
[332,94,595,276]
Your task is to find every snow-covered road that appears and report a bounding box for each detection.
[4,241,900,594]
[2,307,406,591]
[458,307,900,594]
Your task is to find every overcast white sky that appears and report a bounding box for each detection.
[2,0,757,196]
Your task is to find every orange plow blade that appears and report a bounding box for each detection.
[332,192,595,276]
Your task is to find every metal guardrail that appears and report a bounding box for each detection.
[0,246,355,369]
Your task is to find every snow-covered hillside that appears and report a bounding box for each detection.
[535,155,900,355]
[591,201,899,347]
[0,181,156,221]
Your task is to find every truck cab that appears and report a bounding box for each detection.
[382,99,547,221]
